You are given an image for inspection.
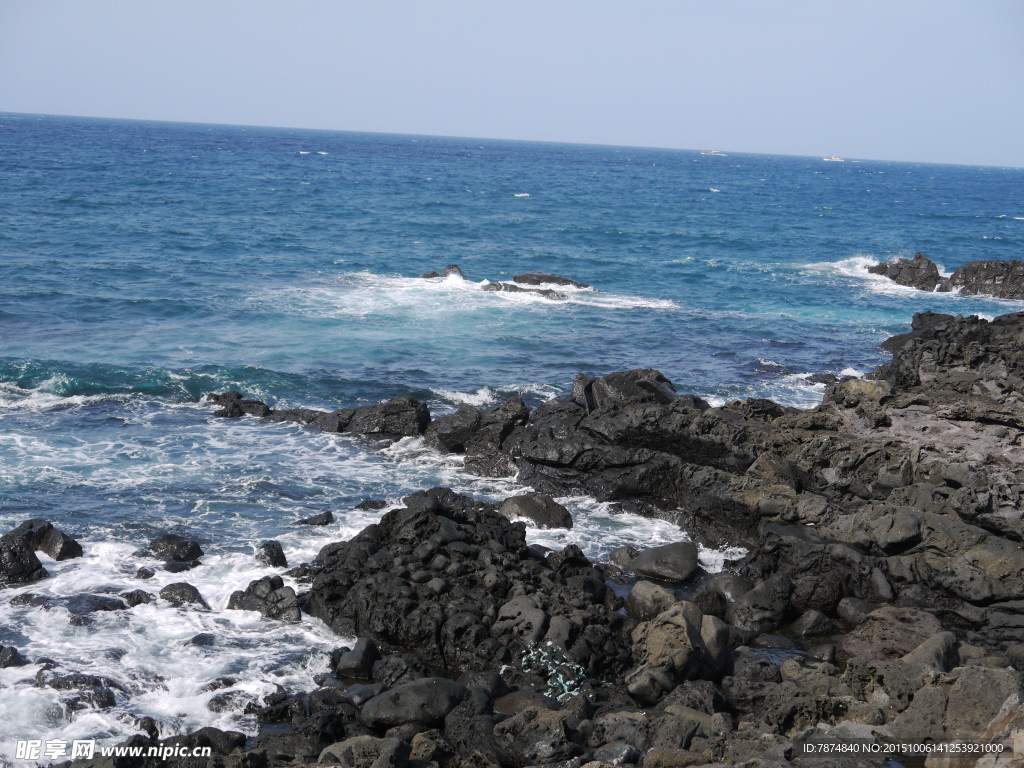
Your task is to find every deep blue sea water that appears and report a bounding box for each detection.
[0,113,1021,754]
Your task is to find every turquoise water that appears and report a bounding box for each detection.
[0,113,1021,753]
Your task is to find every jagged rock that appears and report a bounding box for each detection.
[257,540,288,567]
[498,494,572,529]
[441,264,464,279]
[867,252,948,291]
[42,672,126,710]
[227,575,301,621]
[8,519,83,560]
[0,646,28,667]
[480,281,567,299]
[303,488,634,685]
[493,706,582,767]
[950,259,1024,299]
[119,589,154,607]
[159,582,210,609]
[726,573,791,634]
[902,631,960,672]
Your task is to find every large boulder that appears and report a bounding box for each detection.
[498,494,572,529]
[625,601,709,705]
[627,542,699,583]
[358,677,467,730]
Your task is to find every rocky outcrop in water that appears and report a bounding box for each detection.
[207,391,430,441]
[869,252,1024,299]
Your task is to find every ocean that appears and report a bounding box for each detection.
[0,112,1021,755]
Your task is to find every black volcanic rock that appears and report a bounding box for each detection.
[0,533,48,587]
[208,392,431,442]
[867,252,949,291]
[303,487,634,690]
[8,519,83,560]
[257,539,288,567]
[139,533,204,563]
[228,575,300,621]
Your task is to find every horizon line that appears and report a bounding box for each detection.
[3,110,1022,171]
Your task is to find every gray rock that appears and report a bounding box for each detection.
[8,519,83,560]
[441,264,464,279]
[628,541,699,583]
[0,646,28,667]
[499,494,573,529]
[625,601,708,705]
[902,631,960,672]
[867,252,948,292]
[788,609,836,638]
[836,606,942,664]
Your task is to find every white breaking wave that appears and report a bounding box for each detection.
[248,271,679,318]
[431,386,498,407]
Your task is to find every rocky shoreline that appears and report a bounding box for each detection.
[3,310,1024,767]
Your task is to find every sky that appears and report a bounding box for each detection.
[1,0,1022,167]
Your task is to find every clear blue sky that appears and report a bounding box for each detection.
[1,0,1022,166]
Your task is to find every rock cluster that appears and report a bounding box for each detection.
[869,251,1024,299]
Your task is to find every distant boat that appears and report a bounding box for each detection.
[822,155,845,162]
[701,149,727,156]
